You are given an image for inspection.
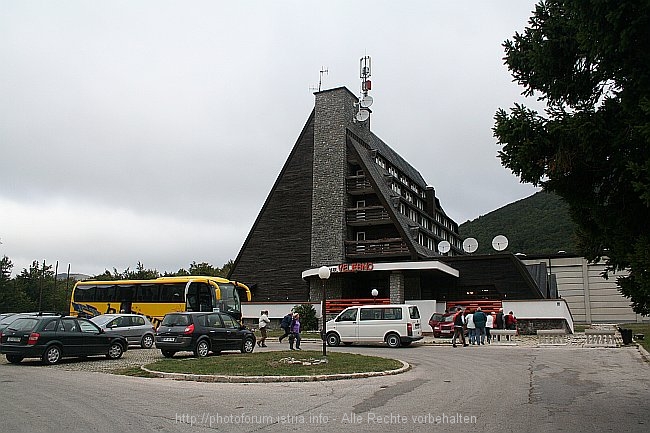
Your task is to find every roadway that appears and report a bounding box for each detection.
[0,340,648,432]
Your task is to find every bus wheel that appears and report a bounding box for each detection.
[194,340,210,358]
[161,350,176,358]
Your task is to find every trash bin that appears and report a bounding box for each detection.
[619,328,633,345]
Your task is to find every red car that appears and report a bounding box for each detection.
[429,313,456,338]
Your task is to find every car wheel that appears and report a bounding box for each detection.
[385,333,401,348]
[161,350,176,358]
[42,345,62,365]
[326,332,340,347]
[241,337,255,353]
[106,342,124,359]
[194,340,210,357]
[141,334,154,349]
[6,354,24,364]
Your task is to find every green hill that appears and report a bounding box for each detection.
[458,191,579,255]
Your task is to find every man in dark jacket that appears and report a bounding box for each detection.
[279,311,293,342]
[473,307,488,345]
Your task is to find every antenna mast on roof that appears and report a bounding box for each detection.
[355,55,373,122]
[310,66,328,92]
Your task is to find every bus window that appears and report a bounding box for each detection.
[138,284,159,302]
[159,283,185,302]
[95,285,116,302]
[74,285,96,302]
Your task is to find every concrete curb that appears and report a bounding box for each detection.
[141,359,411,383]
[637,343,650,363]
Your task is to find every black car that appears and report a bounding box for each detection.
[0,315,127,365]
[155,312,255,357]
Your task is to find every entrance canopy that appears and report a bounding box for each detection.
[302,260,460,280]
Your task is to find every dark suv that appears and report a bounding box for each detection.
[0,315,127,365]
[155,312,255,357]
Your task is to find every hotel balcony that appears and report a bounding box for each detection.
[345,238,410,259]
[346,175,373,195]
[345,206,391,226]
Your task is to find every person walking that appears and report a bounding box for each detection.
[486,312,495,344]
[505,310,517,341]
[465,308,476,345]
[279,310,293,343]
[257,310,270,347]
[289,313,302,350]
[495,308,505,342]
[452,307,467,348]
[473,307,487,345]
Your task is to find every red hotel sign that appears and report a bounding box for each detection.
[336,262,374,273]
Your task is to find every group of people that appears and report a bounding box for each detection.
[451,307,517,348]
[257,310,302,350]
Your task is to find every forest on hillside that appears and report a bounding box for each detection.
[459,191,578,255]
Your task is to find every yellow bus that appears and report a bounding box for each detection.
[70,276,251,327]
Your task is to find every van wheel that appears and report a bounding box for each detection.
[194,340,210,357]
[385,333,401,348]
[326,332,340,347]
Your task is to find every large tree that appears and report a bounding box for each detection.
[494,1,650,315]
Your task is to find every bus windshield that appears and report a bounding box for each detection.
[215,283,241,317]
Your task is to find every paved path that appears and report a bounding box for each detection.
[1,339,648,432]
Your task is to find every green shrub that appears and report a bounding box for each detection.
[293,304,318,331]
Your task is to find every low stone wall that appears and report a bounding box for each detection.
[516,318,571,335]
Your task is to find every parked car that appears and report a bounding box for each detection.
[429,312,455,338]
[325,304,423,348]
[90,314,156,348]
[0,312,60,333]
[0,315,127,365]
[155,312,255,358]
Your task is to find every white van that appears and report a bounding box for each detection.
[325,304,422,348]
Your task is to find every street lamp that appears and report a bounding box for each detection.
[371,288,378,304]
[318,265,331,356]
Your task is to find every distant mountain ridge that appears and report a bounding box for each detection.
[458,191,578,255]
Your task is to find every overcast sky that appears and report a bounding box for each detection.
[1,1,541,277]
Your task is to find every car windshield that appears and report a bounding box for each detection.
[90,315,116,326]
[6,318,39,332]
[443,315,455,323]
[161,314,190,327]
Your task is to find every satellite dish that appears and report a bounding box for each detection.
[492,235,509,251]
[438,240,450,254]
[356,109,370,122]
[360,95,373,108]
[462,237,478,254]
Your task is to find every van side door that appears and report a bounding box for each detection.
[334,308,359,342]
